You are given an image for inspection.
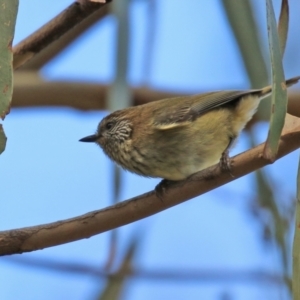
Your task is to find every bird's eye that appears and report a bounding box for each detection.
[105,122,114,130]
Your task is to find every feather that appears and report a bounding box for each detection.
[153,90,261,130]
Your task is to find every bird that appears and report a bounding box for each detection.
[80,76,300,183]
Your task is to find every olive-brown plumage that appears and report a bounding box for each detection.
[80,77,300,181]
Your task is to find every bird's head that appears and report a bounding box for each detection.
[79,111,133,159]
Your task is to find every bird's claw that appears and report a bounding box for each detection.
[155,179,173,202]
[219,151,234,177]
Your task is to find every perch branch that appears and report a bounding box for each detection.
[0,115,300,256]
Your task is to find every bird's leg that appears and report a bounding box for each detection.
[155,179,175,201]
[219,137,235,176]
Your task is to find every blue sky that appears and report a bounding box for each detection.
[1,1,300,299]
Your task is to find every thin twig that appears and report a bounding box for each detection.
[3,257,288,285]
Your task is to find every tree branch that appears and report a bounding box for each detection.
[11,73,182,110]
[1,114,300,256]
[13,0,112,69]
[19,4,110,70]
[11,74,300,122]
[2,256,288,285]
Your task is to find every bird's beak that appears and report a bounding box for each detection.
[79,134,99,143]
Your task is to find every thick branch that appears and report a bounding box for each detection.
[13,0,112,69]
[11,75,300,121]
[1,115,300,256]
[11,74,182,110]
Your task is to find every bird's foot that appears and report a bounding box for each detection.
[219,150,234,177]
[155,179,174,201]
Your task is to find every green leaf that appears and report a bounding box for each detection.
[0,124,6,154]
[221,0,270,120]
[263,0,287,161]
[293,155,300,299]
[0,0,18,120]
[221,0,269,88]
[278,0,289,56]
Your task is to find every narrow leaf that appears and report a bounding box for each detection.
[0,124,7,154]
[0,0,18,120]
[221,0,270,120]
[293,155,300,299]
[263,0,287,161]
[278,0,289,56]
[221,0,269,88]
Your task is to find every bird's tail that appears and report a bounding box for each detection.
[259,76,300,96]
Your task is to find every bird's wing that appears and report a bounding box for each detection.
[153,89,260,130]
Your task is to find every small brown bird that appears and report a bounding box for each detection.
[80,77,300,181]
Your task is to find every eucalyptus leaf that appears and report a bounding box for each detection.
[0,0,18,120]
[0,124,7,155]
[293,155,300,299]
[221,0,269,88]
[263,0,288,161]
[278,0,289,56]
